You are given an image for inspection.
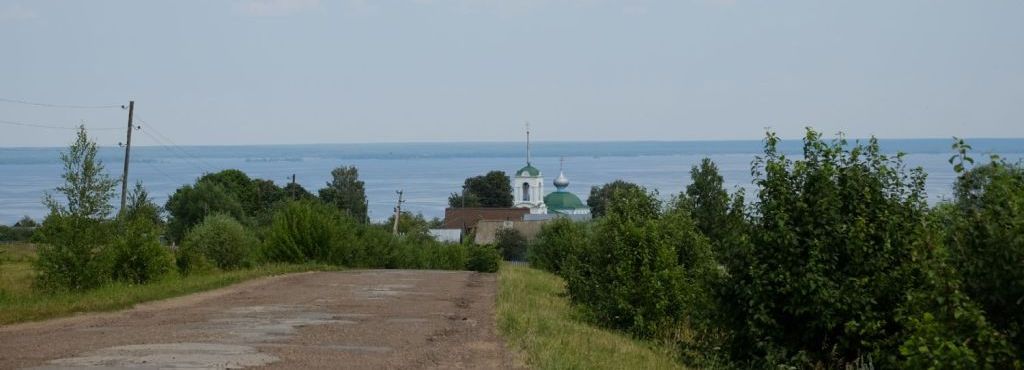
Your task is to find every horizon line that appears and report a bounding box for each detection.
[2,136,1024,150]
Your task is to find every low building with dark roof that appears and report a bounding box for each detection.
[441,207,530,235]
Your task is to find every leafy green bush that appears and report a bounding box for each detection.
[946,159,1024,353]
[718,130,937,367]
[262,200,357,265]
[418,241,470,270]
[683,158,751,265]
[565,185,714,339]
[0,225,35,242]
[357,225,401,268]
[897,240,1016,369]
[586,180,643,218]
[34,126,118,292]
[34,215,114,291]
[684,158,730,242]
[180,214,257,271]
[448,170,514,208]
[165,181,247,243]
[318,166,369,223]
[466,245,500,273]
[529,217,587,276]
[120,182,164,229]
[495,228,528,261]
[106,217,174,284]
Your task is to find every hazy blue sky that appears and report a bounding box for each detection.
[1,0,1022,147]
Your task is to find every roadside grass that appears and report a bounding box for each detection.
[497,263,686,370]
[0,243,334,325]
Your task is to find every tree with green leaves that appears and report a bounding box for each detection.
[529,217,588,276]
[43,126,118,220]
[717,129,983,368]
[196,169,282,219]
[684,158,730,243]
[283,181,314,201]
[448,171,513,208]
[447,191,481,208]
[121,181,163,227]
[35,126,118,291]
[385,212,430,236]
[319,166,368,222]
[165,181,247,243]
[945,148,1024,356]
[494,227,528,261]
[565,184,715,339]
[14,216,38,228]
[586,180,642,218]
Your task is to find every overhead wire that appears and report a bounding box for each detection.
[134,117,218,171]
[137,129,210,175]
[137,158,181,184]
[0,97,122,109]
[0,119,121,131]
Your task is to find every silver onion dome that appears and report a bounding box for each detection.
[553,171,570,190]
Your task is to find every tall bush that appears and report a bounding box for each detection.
[685,158,730,243]
[495,228,528,261]
[106,216,174,284]
[319,166,368,223]
[179,214,257,271]
[586,180,642,218]
[34,126,118,291]
[263,200,357,265]
[719,130,936,367]
[947,157,1024,353]
[466,245,501,273]
[165,181,246,243]
[896,234,1016,369]
[565,185,713,339]
[529,217,588,275]
[34,215,114,291]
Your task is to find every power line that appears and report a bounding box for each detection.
[134,117,218,171]
[0,119,121,131]
[138,129,210,174]
[0,97,122,109]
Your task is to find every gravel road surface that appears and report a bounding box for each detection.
[0,270,513,369]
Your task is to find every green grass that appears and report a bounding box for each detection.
[0,243,333,325]
[497,263,686,370]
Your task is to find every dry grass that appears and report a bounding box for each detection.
[497,263,686,370]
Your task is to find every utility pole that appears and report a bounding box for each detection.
[119,100,135,214]
[392,190,405,235]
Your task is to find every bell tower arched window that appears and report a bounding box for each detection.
[522,183,531,201]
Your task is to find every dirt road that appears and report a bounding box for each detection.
[0,270,513,369]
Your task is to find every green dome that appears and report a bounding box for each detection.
[516,164,541,177]
[544,191,586,211]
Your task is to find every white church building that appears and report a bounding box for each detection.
[511,126,590,218]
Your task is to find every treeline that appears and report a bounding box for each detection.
[31,127,499,293]
[530,129,1024,369]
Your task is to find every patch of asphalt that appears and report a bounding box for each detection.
[33,343,278,369]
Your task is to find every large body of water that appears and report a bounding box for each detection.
[1,139,1022,224]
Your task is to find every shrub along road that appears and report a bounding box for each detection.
[0,270,513,369]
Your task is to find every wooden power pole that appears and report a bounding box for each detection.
[392,190,405,235]
[119,100,135,214]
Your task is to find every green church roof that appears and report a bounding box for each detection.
[516,164,541,177]
[544,191,586,211]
